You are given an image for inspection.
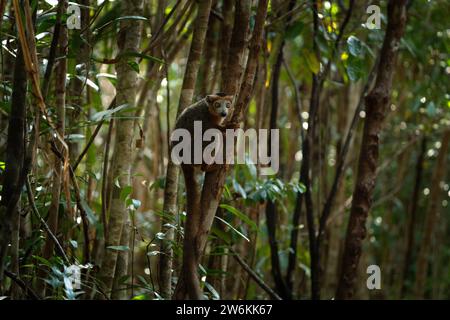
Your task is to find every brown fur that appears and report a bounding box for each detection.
[172,93,234,299]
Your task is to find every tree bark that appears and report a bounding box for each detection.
[0,46,27,294]
[414,129,450,298]
[399,136,426,297]
[37,0,68,297]
[336,0,408,300]
[159,0,213,299]
[287,0,321,300]
[219,0,233,92]
[69,0,90,162]
[265,38,290,299]
[222,0,250,95]
[174,0,269,300]
[98,0,143,299]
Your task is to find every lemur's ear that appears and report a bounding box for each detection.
[206,95,216,103]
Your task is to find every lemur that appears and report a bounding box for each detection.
[173,92,235,171]
[171,93,235,299]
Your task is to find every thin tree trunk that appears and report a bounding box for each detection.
[196,8,218,96]
[175,0,268,300]
[159,0,213,299]
[0,46,27,294]
[69,0,90,162]
[37,0,68,296]
[219,0,233,91]
[205,0,245,297]
[97,0,143,299]
[399,136,426,298]
[222,0,250,95]
[336,0,408,300]
[265,39,290,299]
[323,84,352,298]
[414,129,450,298]
[286,0,321,299]
[111,220,131,299]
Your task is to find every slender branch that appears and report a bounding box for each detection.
[229,248,282,300]
[4,270,41,300]
[41,0,64,100]
[317,62,378,240]
[73,97,116,171]
[49,142,91,263]
[25,176,70,264]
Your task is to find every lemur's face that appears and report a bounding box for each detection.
[206,94,233,119]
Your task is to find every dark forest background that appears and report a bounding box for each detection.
[0,0,449,300]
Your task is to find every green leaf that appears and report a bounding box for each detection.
[302,49,320,74]
[120,51,165,64]
[211,227,232,244]
[204,282,220,300]
[33,255,52,267]
[116,15,148,22]
[285,21,304,39]
[346,56,364,81]
[120,185,133,201]
[347,36,363,57]
[155,232,166,240]
[131,199,141,209]
[107,245,130,251]
[69,240,78,249]
[232,180,247,199]
[220,204,257,231]
[81,199,98,225]
[65,134,85,141]
[127,61,140,73]
[91,103,130,122]
[426,101,436,117]
[215,216,250,242]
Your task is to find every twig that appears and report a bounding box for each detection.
[49,142,91,263]
[73,97,116,171]
[141,0,186,58]
[25,176,70,264]
[282,59,303,141]
[101,117,114,246]
[229,248,282,300]
[4,270,41,300]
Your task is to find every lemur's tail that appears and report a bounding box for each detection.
[174,164,203,299]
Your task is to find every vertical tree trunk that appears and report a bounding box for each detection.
[265,40,290,299]
[159,0,213,299]
[323,83,354,298]
[414,129,450,298]
[205,0,247,297]
[287,0,322,299]
[175,0,268,300]
[37,0,68,297]
[111,220,131,299]
[336,0,407,300]
[98,0,143,299]
[219,0,233,92]
[196,9,218,96]
[264,0,295,299]
[222,0,250,95]
[399,136,426,297]
[0,46,27,294]
[69,0,90,162]
[174,0,252,300]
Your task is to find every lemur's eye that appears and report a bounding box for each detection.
[226,102,231,108]
[214,102,220,108]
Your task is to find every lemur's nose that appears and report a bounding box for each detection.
[221,112,227,117]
